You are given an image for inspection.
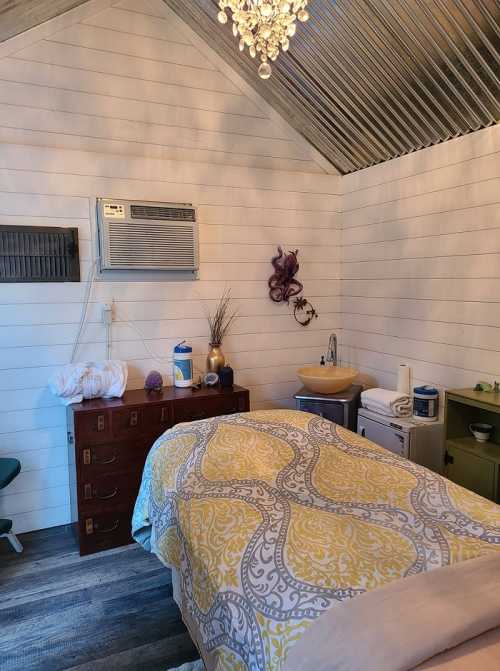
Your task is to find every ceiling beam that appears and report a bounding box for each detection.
[0,0,90,44]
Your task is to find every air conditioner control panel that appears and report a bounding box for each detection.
[103,203,125,219]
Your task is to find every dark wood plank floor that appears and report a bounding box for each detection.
[0,525,199,671]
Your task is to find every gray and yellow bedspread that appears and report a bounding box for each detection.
[132,409,500,671]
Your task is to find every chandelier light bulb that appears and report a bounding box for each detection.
[260,3,273,18]
[217,0,309,77]
[258,62,272,79]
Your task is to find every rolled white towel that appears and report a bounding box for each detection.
[361,388,412,417]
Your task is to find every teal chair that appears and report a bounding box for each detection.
[0,458,23,553]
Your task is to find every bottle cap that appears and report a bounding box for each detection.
[413,385,438,395]
[174,341,192,354]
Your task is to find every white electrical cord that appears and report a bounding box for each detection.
[105,311,112,361]
[106,324,112,360]
[71,259,98,364]
[114,306,168,364]
[114,304,204,379]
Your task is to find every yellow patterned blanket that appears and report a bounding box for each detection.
[132,410,500,671]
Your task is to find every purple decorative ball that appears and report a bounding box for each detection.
[145,370,163,392]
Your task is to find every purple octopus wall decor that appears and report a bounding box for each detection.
[268,246,318,326]
[268,247,302,303]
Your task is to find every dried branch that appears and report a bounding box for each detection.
[207,288,238,345]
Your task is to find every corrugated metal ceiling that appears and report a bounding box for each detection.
[166,0,500,173]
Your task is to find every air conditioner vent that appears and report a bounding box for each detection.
[130,205,196,222]
[97,199,198,274]
[108,222,196,268]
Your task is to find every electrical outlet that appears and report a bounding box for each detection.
[102,303,113,325]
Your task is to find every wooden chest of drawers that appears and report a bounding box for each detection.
[67,385,250,555]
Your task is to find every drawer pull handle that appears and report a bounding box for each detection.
[83,448,91,465]
[96,487,118,500]
[85,518,94,535]
[97,415,105,432]
[130,411,138,427]
[160,407,169,422]
[94,452,118,466]
[84,485,118,500]
[95,520,120,534]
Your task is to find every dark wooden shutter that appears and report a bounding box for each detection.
[0,226,80,283]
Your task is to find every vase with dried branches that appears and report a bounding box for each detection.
[206,289,238,373]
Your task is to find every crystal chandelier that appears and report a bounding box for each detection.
[217,1,310,79]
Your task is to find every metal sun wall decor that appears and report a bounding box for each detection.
[268,246,318,326]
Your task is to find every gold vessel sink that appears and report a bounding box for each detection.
[297,366,358,394]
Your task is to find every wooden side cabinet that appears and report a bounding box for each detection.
[67,385,250,555]
[444,389,500,503]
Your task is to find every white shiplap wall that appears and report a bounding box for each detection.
[341,124,500,399]
[0,0,342,533]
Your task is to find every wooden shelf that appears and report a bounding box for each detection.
[446,437,500,464]
[447,388,500,412]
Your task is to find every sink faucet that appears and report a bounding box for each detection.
[326,333,337,366]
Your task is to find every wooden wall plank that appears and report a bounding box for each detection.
[0,80,288,140]
[0,171,340,212]
[0,107,312,163]
[0,127,323,173]
[0,144,338,194]
[343,126,500,193]
[14,40,243,95]
[0,279,340,307]
[49,22,217,70]
[342,202,500,245]
[82,6,192,45]
[0,58,263,117]
[342,179,500,229]
[82,2,194,49]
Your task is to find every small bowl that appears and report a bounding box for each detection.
[469,422,493,443]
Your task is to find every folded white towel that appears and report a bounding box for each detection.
[361,388,412,417]
[363,400,412,418]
